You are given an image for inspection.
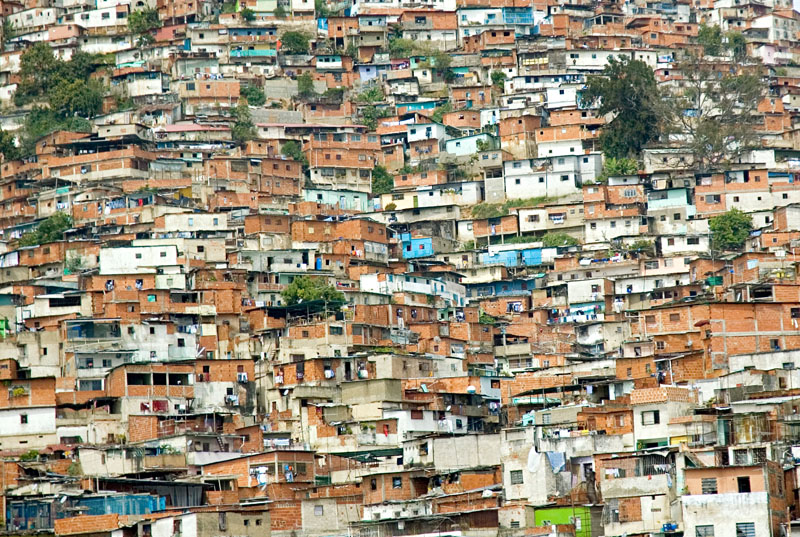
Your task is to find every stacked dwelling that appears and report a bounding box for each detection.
[5,0,800,535]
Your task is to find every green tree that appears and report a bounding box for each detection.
[697,24,723,56]
[315,0,330,17]
[388,37,415,58]
[128,8,161,47]
[241,85,266,106]
[15,42,60,105]
[1,18,16,48]
[541,232,579,247]
[18,212,73,246]
[274,5,287,17]
[281,275,344,306]
[240,7,255,21]
[431,102,452,123]
[15,42,103,107]
[725,31,747,61]
[281,140,307,165]
[709,208,753,251]
[60,50,100,82]
[19,108,90,157]
[281,31,310,54]
[372,165,393,195]
[297,72,316,97]
[432,50,455,82]
[361,105,390,130]
[0,130,19,162]
[661,53,764,170]
[581,57,660,159]
[231,103,256,143]
[354,86,384,103]
[628,239,655,256]
[597,157,639,181]
[491,70,507,91]
[49,79,103,118]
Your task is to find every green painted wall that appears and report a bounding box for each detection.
[533,505,592,537]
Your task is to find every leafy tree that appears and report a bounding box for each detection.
[15,45,103,107]
[128,8,161,47]
[388,38,415,58]
[597,157,638,181]
[660,53,764,170]
[15,43,59,105]
[361,105,390,130]
[315,0,330,17]
[274,5,287,17]
[241,85,266,106]
[432,50,455,82]
[372,165,393,195]
[1,18,16,48]
[281,31,310,54]
[541,232,579,247]
[281,140,307,166]
[18,212,73,246]
[354,86,384,103]
[49,79,103,118]
[491,71,507,91]
[240,7,255,21]
[628,239,655,256]
[726,31,747,61]
[281,275,344,306]
[709,208,753,251]
[297,72,316,97]
[697,24,723,56]
[62,51,101,82]
[0,130,19,162]
[431,102,452,123]
[581,57,660,159]
[19,108,90,157]
[322,87,344,101]
[231,103,256,144]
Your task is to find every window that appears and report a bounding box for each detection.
[735,523,755,537]
[314,505,324,516]
[20,414,27,424]
[656,341,666,350]
[641,410,660,425]
[701,478,718,494]
[737,476,751,493]
[509,470,524,484]
[669,313,680,322]
[696,526,714,537]
[392,477,403,488]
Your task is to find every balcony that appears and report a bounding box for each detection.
[143,453,187,469]
[231,49,277,57]
[495,342,532,358]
